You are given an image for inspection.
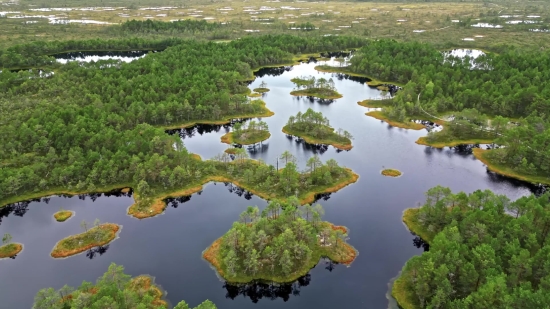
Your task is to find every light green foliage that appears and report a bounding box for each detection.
[398,187,550,308]
[32,263,217,309]
[2,233,11,245]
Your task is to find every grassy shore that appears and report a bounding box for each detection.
[416,136,495,148]
[402,208,435,244]
[357,99,394,109]
[161,100,274,130]
[366,111,426,130]
[224,148,239,155]
[128,276,167,308]
[381,169,402,177]
[248,92,262,98]
[51,223,120,258]
[129,168,359,219]
[290,88,343,100]
[203,222,357,283]
[220,131,271,145]
[282,125,352,150]
[0,243,23,259]
[392,270,420,309]
[473,149,550,186]
[54,210,74,222]
[253,87,270,93]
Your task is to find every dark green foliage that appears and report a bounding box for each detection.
[120,19,222,34]
[32,263,216,309]
[0,35,364,205]
[400,186,550,308]
[350,39,550,118]
[219,201,348,279]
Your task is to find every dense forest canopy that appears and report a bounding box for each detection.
[0,35,365,206]
[396,187,550,309]
[215,200,354,281]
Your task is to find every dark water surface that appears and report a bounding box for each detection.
[0,59,536,309]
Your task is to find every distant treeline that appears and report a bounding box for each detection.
[119,19,222,34]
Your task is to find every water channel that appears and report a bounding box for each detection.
[0,53,538,309]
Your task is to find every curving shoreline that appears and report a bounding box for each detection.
[54,210,74,222]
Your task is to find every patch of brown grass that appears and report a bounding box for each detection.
[0,243,23,258]
[51,223,120,258]
[203,237,224,276]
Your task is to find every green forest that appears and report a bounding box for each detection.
[0,34,366,208]
[204,200,356,282]
[283,108,353,150]
[33,263,216,309]
[394,187,550,309]
[347,39,550,181]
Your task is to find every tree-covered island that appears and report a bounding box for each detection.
[51,220,120,258]
[393,186,550,309]
[290,76,342,99]
[0,233,22,259]
[33,263,217,309]
[220,120,270,145]
[282,108,353,150]
[253,81,270,93]
[203,200,357,283]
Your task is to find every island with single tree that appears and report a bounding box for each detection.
[381,169,402,177]
[203,200,357,283]
[53,208,74,222]
[290,76,342,99]
[393,186,550,309]
[0,233,22,259]
[33,263,217,309]
[282,108,353,150]
[51,220,120,258]
[127,151,358,219]
[221,120,270,145]
[253,81,270,93]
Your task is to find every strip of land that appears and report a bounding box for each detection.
[51,223,120,258]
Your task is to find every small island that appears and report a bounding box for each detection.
[54,208,74,222]
[381,169,402,177]
[221,120,270,145]
[51,220,120,258]
[290,76,342,99]
[283,108,353,150]
[253,81,270,93]
[203,201,357,283]
[0,233,22,259]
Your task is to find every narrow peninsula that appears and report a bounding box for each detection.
[203,201,357,283]
[290,76,342,99]
[220,120,270,145]
[54,209,74,222]
[283,108,353,150]
[51,221,120,258]
[128,151,358,219]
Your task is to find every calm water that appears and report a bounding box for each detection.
[0,57,537,309]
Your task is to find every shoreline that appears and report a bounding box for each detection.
[473,149,550,186]
[290,89,343,100]
[282,125,352,150]
[366,111,425,130]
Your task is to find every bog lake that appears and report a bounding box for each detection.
[0,51,540,308]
